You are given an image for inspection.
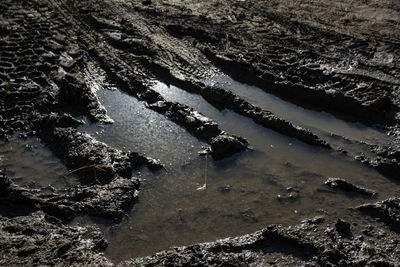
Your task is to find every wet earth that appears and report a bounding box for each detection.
[1,0,400,266]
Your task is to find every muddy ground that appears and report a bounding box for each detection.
[1,0,400,265]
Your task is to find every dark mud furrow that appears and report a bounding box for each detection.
[198,85,330,149]
[93,51,249,160]
[58,0,400,176]
[120,0,400,180]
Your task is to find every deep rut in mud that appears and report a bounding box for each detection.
[75,69,399,262]
[1,0,400,266]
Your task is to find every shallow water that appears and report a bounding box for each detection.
[73,80,399,263]
[78,88,204,168]
[2,64,397,263]
[204,75,392,146]
[0,135,73,190]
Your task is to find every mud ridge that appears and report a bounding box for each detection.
[357,197,400,231]
[325,178,377,197]
[40,0,251,160]
[355,151,400,181]
[0,171,139,222]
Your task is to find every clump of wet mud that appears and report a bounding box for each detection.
[0,173,139,221]
[0,211,110,266]
[325,178,377,197]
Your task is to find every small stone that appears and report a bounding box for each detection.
[218,185,232,193]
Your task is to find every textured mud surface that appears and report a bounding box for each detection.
[0,211,111,266]
[1,0,400,265]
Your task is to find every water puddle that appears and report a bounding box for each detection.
[73,80,399,263]
[2,63,394,262]
[204,75,392,146]
[78,88,204,167]
[0,135,72,190]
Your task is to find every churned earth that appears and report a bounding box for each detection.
[1,0,400,266]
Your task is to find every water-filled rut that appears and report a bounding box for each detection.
[70,78,399,262]
[0,135,75,190]
[1,74,397,262]
[204,76,391,146]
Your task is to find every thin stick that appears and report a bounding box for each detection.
[61,164,108,178]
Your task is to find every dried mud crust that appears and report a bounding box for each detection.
[0,211,111,266]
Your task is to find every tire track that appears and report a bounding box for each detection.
[45,0,249,160]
